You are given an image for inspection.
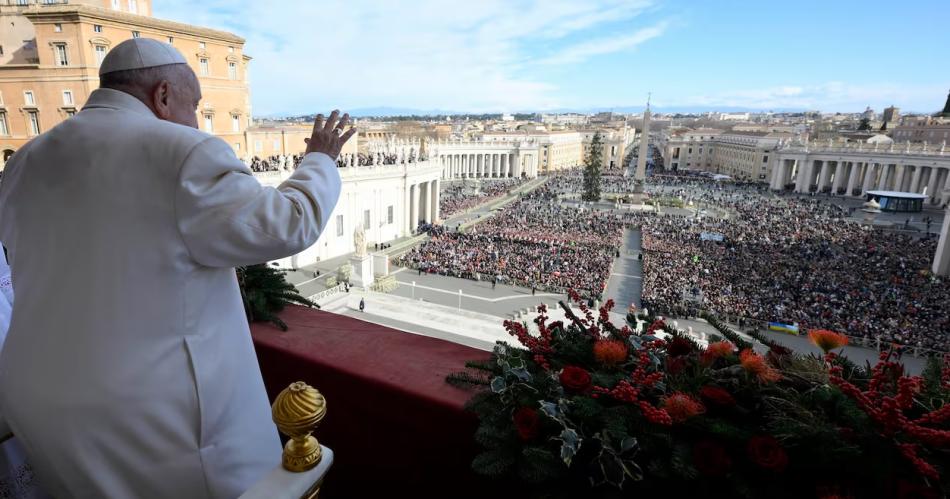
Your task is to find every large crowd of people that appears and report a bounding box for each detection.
[397,183,625,296]
[438,178,526,218]
[635,176,950,352]
[395,169,950,351]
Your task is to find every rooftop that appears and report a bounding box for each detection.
[19,4,246,44]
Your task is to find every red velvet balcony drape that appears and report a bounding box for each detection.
[251,305,496,498]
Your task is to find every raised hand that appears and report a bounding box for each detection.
[304,110,356,159]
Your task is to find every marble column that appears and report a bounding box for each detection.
[846,161,862,196]
[500,154,508,178]
[430,179,439,222]
[910,166,923,193]
[934,205,950,276]
[942,170,950,205]
[795,159,811,193]
[894,164,906,191]
[862,163,877,194]
[409,184,418,233]
[876,164,890,190]
[420,182,430,224]
[830,161,842,193]
[768,160,781,190]
[927,167,942,204]
[816,161,829,192]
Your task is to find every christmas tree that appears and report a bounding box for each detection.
[582,133,603,202]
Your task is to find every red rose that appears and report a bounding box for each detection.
[559,366,592,393]
[747,435,788,472]
[692,439,731,477]
[512,407,540,441]
[699,385,737,407]
[667,336,695,357]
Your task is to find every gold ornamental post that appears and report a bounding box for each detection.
[271,381,327,472]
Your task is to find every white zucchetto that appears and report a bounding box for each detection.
[99,38,188,76]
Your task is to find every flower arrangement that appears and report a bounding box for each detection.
[447,294,950,499]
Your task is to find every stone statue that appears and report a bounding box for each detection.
[353,224,367,258]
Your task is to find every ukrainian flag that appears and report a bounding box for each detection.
[768,322,799,335]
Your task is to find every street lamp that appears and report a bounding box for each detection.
[412,281,416,300]
[458,289,463,311]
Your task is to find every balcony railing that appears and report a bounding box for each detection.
[250,305,497,498]
[779,140,948,157]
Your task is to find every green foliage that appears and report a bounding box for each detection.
[473,449,516,478]
[857,117,872,131]
[653,197,685,208]
[449,303,950,498]
[237,264,317,331]
[582,133,603,202]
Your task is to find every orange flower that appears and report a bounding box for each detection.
[593,339,629,365]
[701,341,736,364]
[662,392,706,423]
[739,349,782,383]
[808,329,849,353]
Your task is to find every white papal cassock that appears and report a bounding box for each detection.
[0,88,341,498]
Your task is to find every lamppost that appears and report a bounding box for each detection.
[458,289,463,311]
[411,281,416,300]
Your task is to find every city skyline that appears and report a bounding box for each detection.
[155,0,950,116]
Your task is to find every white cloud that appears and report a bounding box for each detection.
[681,82,948,112]
[535,20,669,66]
[154,0,665,114]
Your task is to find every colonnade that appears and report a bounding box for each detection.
[771,156,950,206]
[434,152,529,180]
[405,179,440,234]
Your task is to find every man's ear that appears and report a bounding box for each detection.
[151,80,171,120]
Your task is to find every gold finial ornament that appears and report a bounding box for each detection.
[272,381,327,472]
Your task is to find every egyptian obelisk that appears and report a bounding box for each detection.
[633,97,651,192]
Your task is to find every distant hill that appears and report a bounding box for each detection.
[258,104,817,119]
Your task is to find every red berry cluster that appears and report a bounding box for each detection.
[591,341,670,425]
[897,443,940,481]
[504,304,556,371]
[828,351,950,481]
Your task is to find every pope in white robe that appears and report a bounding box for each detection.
[0,39,353,498]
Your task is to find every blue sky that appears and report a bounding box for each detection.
[155,0,950,115]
